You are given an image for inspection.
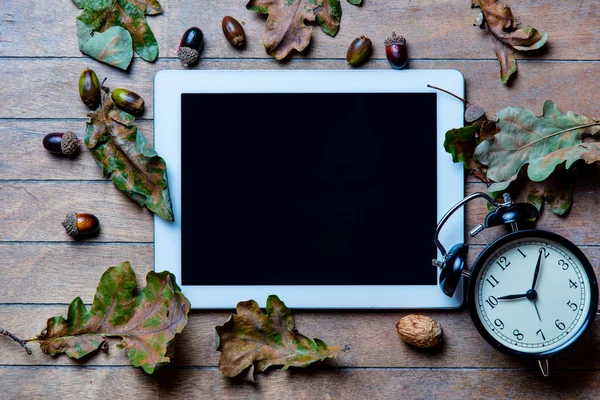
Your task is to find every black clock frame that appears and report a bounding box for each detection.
[467,229,599,360]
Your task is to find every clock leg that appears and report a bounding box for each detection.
[538,359,550,377]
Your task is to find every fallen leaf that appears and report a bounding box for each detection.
[474,100,600,184]
[489,165,573,216]
[216,295,343,381]
[315,0,342,37]
[491,36,517,84]
[472,0,547,83]
[527,143,600,182]
[73,0,162,67]
[444,120,499,182]
[37,262,190,374]
[247,0,323,60]
[81,26,133,70]
[85,88,174,221]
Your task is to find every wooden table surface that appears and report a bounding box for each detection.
[1,0,599,398]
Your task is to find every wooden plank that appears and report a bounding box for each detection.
[465,183,600,246]
[1,366,600,399]
[1,179,597,245]
[0,244,153,303]
[1,0,598,61]
[0,120,153,180]
[0,182,153,242]
[0,59,599,120]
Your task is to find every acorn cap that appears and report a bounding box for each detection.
[62,212,78,238]
[384,32,406,46]
[177,47,199,67]
[465,104,486,123]
[61,131,79,156]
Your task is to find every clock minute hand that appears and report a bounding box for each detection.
[531,249,544,291]
[497,293,528,300]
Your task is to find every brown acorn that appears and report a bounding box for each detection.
[111,88,145,116]
[346,36,372,67]
[177,27,204,67]
[384,32,408,70]
[43,132,79,157]
[62,212,100,239]
[79,68,101,109]
[222,16,245,48]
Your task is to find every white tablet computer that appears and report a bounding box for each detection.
[154,69,465,309]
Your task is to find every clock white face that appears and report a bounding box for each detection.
[475,238,592,354]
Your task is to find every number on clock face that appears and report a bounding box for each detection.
[475,239,591,354]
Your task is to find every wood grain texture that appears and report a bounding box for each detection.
[1,0,598,60]
[1,59,599,119]
[1,366,600,399]
[0,120,153,180]
[2,0,600,397]
[0,182,153,242]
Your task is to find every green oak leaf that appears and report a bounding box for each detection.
[247,0,324,60]
[37,262,191,374]
[347,0,362,4]
[444,120,499,182]
[81,26,133,70]
[73,0,162,66]
[315,0,342,37]
[85,88,174,221]
[444,123,480,166]
[216,295,343,382]
[474,101,600,184]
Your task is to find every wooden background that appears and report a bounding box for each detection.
[1,0,599,398]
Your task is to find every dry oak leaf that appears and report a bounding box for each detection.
[37,262,191,374]
[216,295,343,381]
[489,165,574,216]
[472,0,547,83]
[247,0,323,60]
[84,88,174,221]
[474,100,600,184]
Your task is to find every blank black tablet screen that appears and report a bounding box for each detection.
[181,93,437,285]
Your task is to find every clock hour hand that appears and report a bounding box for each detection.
[531,248,544,291]
[497,293,528,300]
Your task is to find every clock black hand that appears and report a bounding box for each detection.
[533,301,542,321]
[531,249,544,291]
[498,293,528,300]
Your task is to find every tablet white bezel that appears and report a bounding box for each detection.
[154,69,464,309]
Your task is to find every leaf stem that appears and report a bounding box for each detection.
[0,327,32,354]
[427,84,469,105]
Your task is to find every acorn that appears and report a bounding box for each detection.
[79,68,101,109]
[43,132,79,157]
[384,32,408,70]
[111,88,145,116]
[177,27,204,67]
[346,36,372,67]
[62,212,100,239]
[222,16,245,48]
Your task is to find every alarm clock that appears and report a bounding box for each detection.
[432,192,598,377]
